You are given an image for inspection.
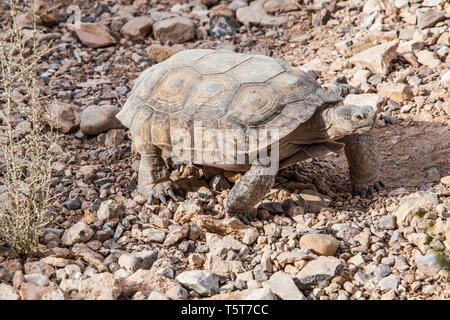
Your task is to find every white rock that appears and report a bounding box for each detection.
[415,254,446,276]
[118,253,141,272]
[344,93,384,113]
[295,256,344,288]
[394,190,438,226]
[0,283,20,300]
[269,271,305,300]
[96,199,123,223]
[379,276,400,291]
[243,228,259,245]
[148,290,169,300]
[80,105,123,136]
[24,273,50,287]
[349,40,399,75]
[142,228,166,243]
[173,199,204,224]
[242,288,276,300]
[236,0,286,27]
[61,221,94,246]
[441,70,450,85]
[176,270,219,297]
[78,273,120,300]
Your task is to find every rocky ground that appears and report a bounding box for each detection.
[0,0,449,300]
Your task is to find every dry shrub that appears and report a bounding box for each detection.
[0,0,56,257]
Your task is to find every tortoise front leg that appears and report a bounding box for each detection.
[340,132,385,197]
[137,143,179,203]
[224,160,276,222]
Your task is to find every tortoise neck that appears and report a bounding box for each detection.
[288,108,345,144]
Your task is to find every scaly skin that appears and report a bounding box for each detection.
[224,158,276,218]
[136,143,179,203]
[340,132,385,197]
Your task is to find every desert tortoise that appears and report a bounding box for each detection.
[116,49,384,217]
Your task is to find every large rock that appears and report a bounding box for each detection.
[236,0,287,27]
[416,50,441,69]
[119,269,178,296]
[176,270,220,297]
[377,82,413,103]
[80,105,123,136]
[72,243,107,272]
[73,23,116,48]
[173,199,204,224]
[269,271,305,300]
[415,254,447,276]
[118,251,157,272]
[120,16,154,39]
[394,190,439,226]
[299,234,339,256]
[163,225,190,247]
[18,282,64,300]
[152,17,195,44]
[295,256,344,288]
[34,0,62,27]
[378,275,400,291]
[344,93,385,113]
[193,216,249,236]
[47,101,80,133]
[142,228,166,243]
[416,9,445,30]
[349,40,399,75]
[96,199,123,223]
[78,273,121,300]
[61,221,94,246]
[0,283,20,300]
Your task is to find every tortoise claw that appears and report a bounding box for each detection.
[142,180,181,204]
[353,180,386,199]
[226,212,256,225]
[167,189,178,201]
[158,194,166,203]
[359,188,367,198]
[374,182,382,191]
[241,215,250,225]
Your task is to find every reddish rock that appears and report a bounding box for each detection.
[74,23,116,48]
[153,17,195,44]
[120,16,154,39]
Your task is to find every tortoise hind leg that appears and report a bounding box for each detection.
[224,159,277,222]
[340,132,385,197]
[136,143,180,203]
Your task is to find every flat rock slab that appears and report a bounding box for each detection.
[269,271,305,300]
[295,256,344,289]
[236,0,287,26]
[120,16,154,39]
[299,234,339,256]
[349,40,399,75]
[73,23,116,48]
[80,105,123,136]
[153,17,195,44]
[394,190,438,226]
[176,270,220,297]
[416,9,445,30]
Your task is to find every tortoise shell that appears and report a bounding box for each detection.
[116,49,341,164]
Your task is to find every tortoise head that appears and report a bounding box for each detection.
[322,104,376,139]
